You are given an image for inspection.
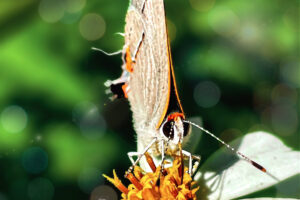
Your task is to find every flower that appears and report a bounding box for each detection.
[103,152,199,200]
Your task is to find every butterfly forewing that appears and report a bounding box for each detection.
[125,0,170,139]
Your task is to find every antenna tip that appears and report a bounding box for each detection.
[251,160,267,173]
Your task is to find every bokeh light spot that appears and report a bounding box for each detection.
[28,177,54,200]
[189,0,215,12]
[271,104,298,136]
[36,135,42,141]
[209,6,240,37]
[280,60,300,88]
[79,13,106,41]
[1,105,28,133]
[238,23,260,47]
[90,185,118,200]
[253,82,272,111]
[73,102,106,140]
[271,83,297,105]
[77,167,103,193]
[194,81,221,108]
[22,147,48,174]
[38,0,65,23]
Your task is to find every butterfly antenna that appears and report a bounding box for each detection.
[91,47,123,56]
[184,120,267,173]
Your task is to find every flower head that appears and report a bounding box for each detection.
[103,152,199,200]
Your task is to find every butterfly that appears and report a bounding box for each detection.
[105,0,266,175]
[105,0,199,174]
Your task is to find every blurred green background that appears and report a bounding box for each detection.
[0,0,299,199]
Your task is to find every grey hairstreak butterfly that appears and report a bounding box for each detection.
[103,0,267,175]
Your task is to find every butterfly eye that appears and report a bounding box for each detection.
[162,121,174,140]
[183,122,191,137]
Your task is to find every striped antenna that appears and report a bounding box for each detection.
[184,120,267,173]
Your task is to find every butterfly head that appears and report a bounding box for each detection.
[160,112,191,146]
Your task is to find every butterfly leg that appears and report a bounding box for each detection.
[191,154,201,175]
[182,150,201,175]
[159,140,165,172]
[127,137,157,173]
[181,150,192,175]
[127,152,140,165]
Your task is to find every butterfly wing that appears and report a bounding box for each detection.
[125,0,170,140]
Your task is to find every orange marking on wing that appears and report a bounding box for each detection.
[156,24,185,129]
[167,112,184,121]
[122,83,129,98]
[125,47,134,73]
[167,36,184,115]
